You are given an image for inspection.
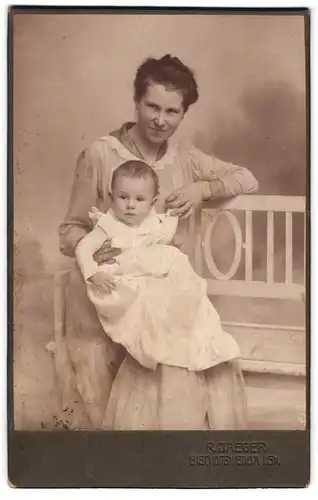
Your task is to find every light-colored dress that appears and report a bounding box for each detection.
[59,123,258,429]
[76,208,241,373]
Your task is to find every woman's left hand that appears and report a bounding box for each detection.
[165,182,204,219]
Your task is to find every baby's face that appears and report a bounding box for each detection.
[111,175,156,226]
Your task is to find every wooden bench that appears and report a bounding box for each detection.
[190,194,306,429]
[189,194,306,379]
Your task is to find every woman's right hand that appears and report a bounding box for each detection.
[93,237,122,265]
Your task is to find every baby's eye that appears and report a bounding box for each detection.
[119,195,127,200]
[136,197,145,202]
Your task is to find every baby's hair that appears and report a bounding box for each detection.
[111,160,159,197]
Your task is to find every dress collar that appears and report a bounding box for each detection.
[99,207,161,234]
[109,122,168,163]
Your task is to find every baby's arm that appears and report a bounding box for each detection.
[75,225,116,292]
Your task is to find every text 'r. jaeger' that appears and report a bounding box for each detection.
[189,441,280,467]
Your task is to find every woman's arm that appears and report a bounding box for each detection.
[189,146,259,200]
[165,145,259,218]
[59,146,101,257]
[59,141,122,263]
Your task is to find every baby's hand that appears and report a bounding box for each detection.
[89,270,116,293]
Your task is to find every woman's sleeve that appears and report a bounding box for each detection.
[75,225,108,281]
[59,142,104,257]
[188,145,259,200]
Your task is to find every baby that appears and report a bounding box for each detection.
[75,160,240,371]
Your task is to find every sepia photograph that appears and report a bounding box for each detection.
[9,7,309,487]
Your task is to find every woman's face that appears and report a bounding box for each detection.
[135,82,185,147]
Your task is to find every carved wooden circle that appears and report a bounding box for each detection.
[203,210,243,280]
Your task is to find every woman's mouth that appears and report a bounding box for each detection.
[149,127,167,133]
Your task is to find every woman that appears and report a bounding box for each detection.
[59,54,258,429]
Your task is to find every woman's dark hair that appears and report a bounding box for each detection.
[111,160,159,197]
[134,54,199,112]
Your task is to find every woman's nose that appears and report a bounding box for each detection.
[154,112,165,128]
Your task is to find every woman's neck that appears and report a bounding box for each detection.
[129,124,161,165]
